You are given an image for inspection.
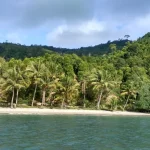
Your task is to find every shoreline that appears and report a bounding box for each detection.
[0,108,149,116]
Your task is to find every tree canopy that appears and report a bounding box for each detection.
[0,33,150,112]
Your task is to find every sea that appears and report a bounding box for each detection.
[0,115,149,150]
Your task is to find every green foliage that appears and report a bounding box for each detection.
[0,39,129,59]
[135,84,150,112]
[0,33,150,112]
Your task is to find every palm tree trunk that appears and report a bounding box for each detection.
[11,88,15,108]
[83,81,86,108]
[42,89,46,106]
[83,93,86,108]
[15,89,19,107]
[32,84,37,107]
[61,98,65,109]
[123,95,130,111]
[63,91,67,108]
[97,91,103,109]
[49,92,53,106]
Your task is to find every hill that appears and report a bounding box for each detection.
[0,33,150,112]
[0,39,129,59]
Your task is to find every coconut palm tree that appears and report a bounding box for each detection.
[39,61,60,106]
[90,69,117,109]
[57,75,79,108]
[79,72,90,108]
[0,76,15,108]
[26,58,44,106]
[0,65,28,108]
[121,81,137,111]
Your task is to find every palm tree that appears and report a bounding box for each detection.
[39,61,60,106]
[15,74,29,107]
[15,61,29,107]
[79,72,90,108]
[40,68,51,106]
[26,58,44,106]
[0,77,15,108]
[121,82,137,111]
[0,58,30,108]
[0,66,28,108]
[57,75,79,108]
[90,69,116,109]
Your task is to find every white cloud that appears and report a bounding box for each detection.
[78,20,105,34]
[47,19,108,48]
[46,19,127,48]
[46,13,150,48]
[1,0,150,47]
[121,14,150,40]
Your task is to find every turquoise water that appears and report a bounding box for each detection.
[0,115,150,150]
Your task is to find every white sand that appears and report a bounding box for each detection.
[0,108,149,116]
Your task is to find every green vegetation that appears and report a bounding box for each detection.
[0,33,150,112]
[0,39,129,59]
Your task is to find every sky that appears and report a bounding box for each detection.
[0,0,150,48]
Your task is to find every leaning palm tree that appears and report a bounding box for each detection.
[90,69,117,109]
[26,58,44,106]
[121,81,137,111]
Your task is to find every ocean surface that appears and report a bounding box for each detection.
[0,115,149,150]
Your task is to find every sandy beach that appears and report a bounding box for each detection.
[0,108,149,116]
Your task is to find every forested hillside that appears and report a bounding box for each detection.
[0,33,150,112]
[0,39,129,59]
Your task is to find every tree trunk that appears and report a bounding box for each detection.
[16,89,19,107]
[97,91,103,109]
[31,84,37,107]
[83,81,86,108]
[48,92,53,107]
[61,98,65,109]
[83,93,86,108]
[123,95,130,111]
[11,88,15,109]
[42,89,46,106]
